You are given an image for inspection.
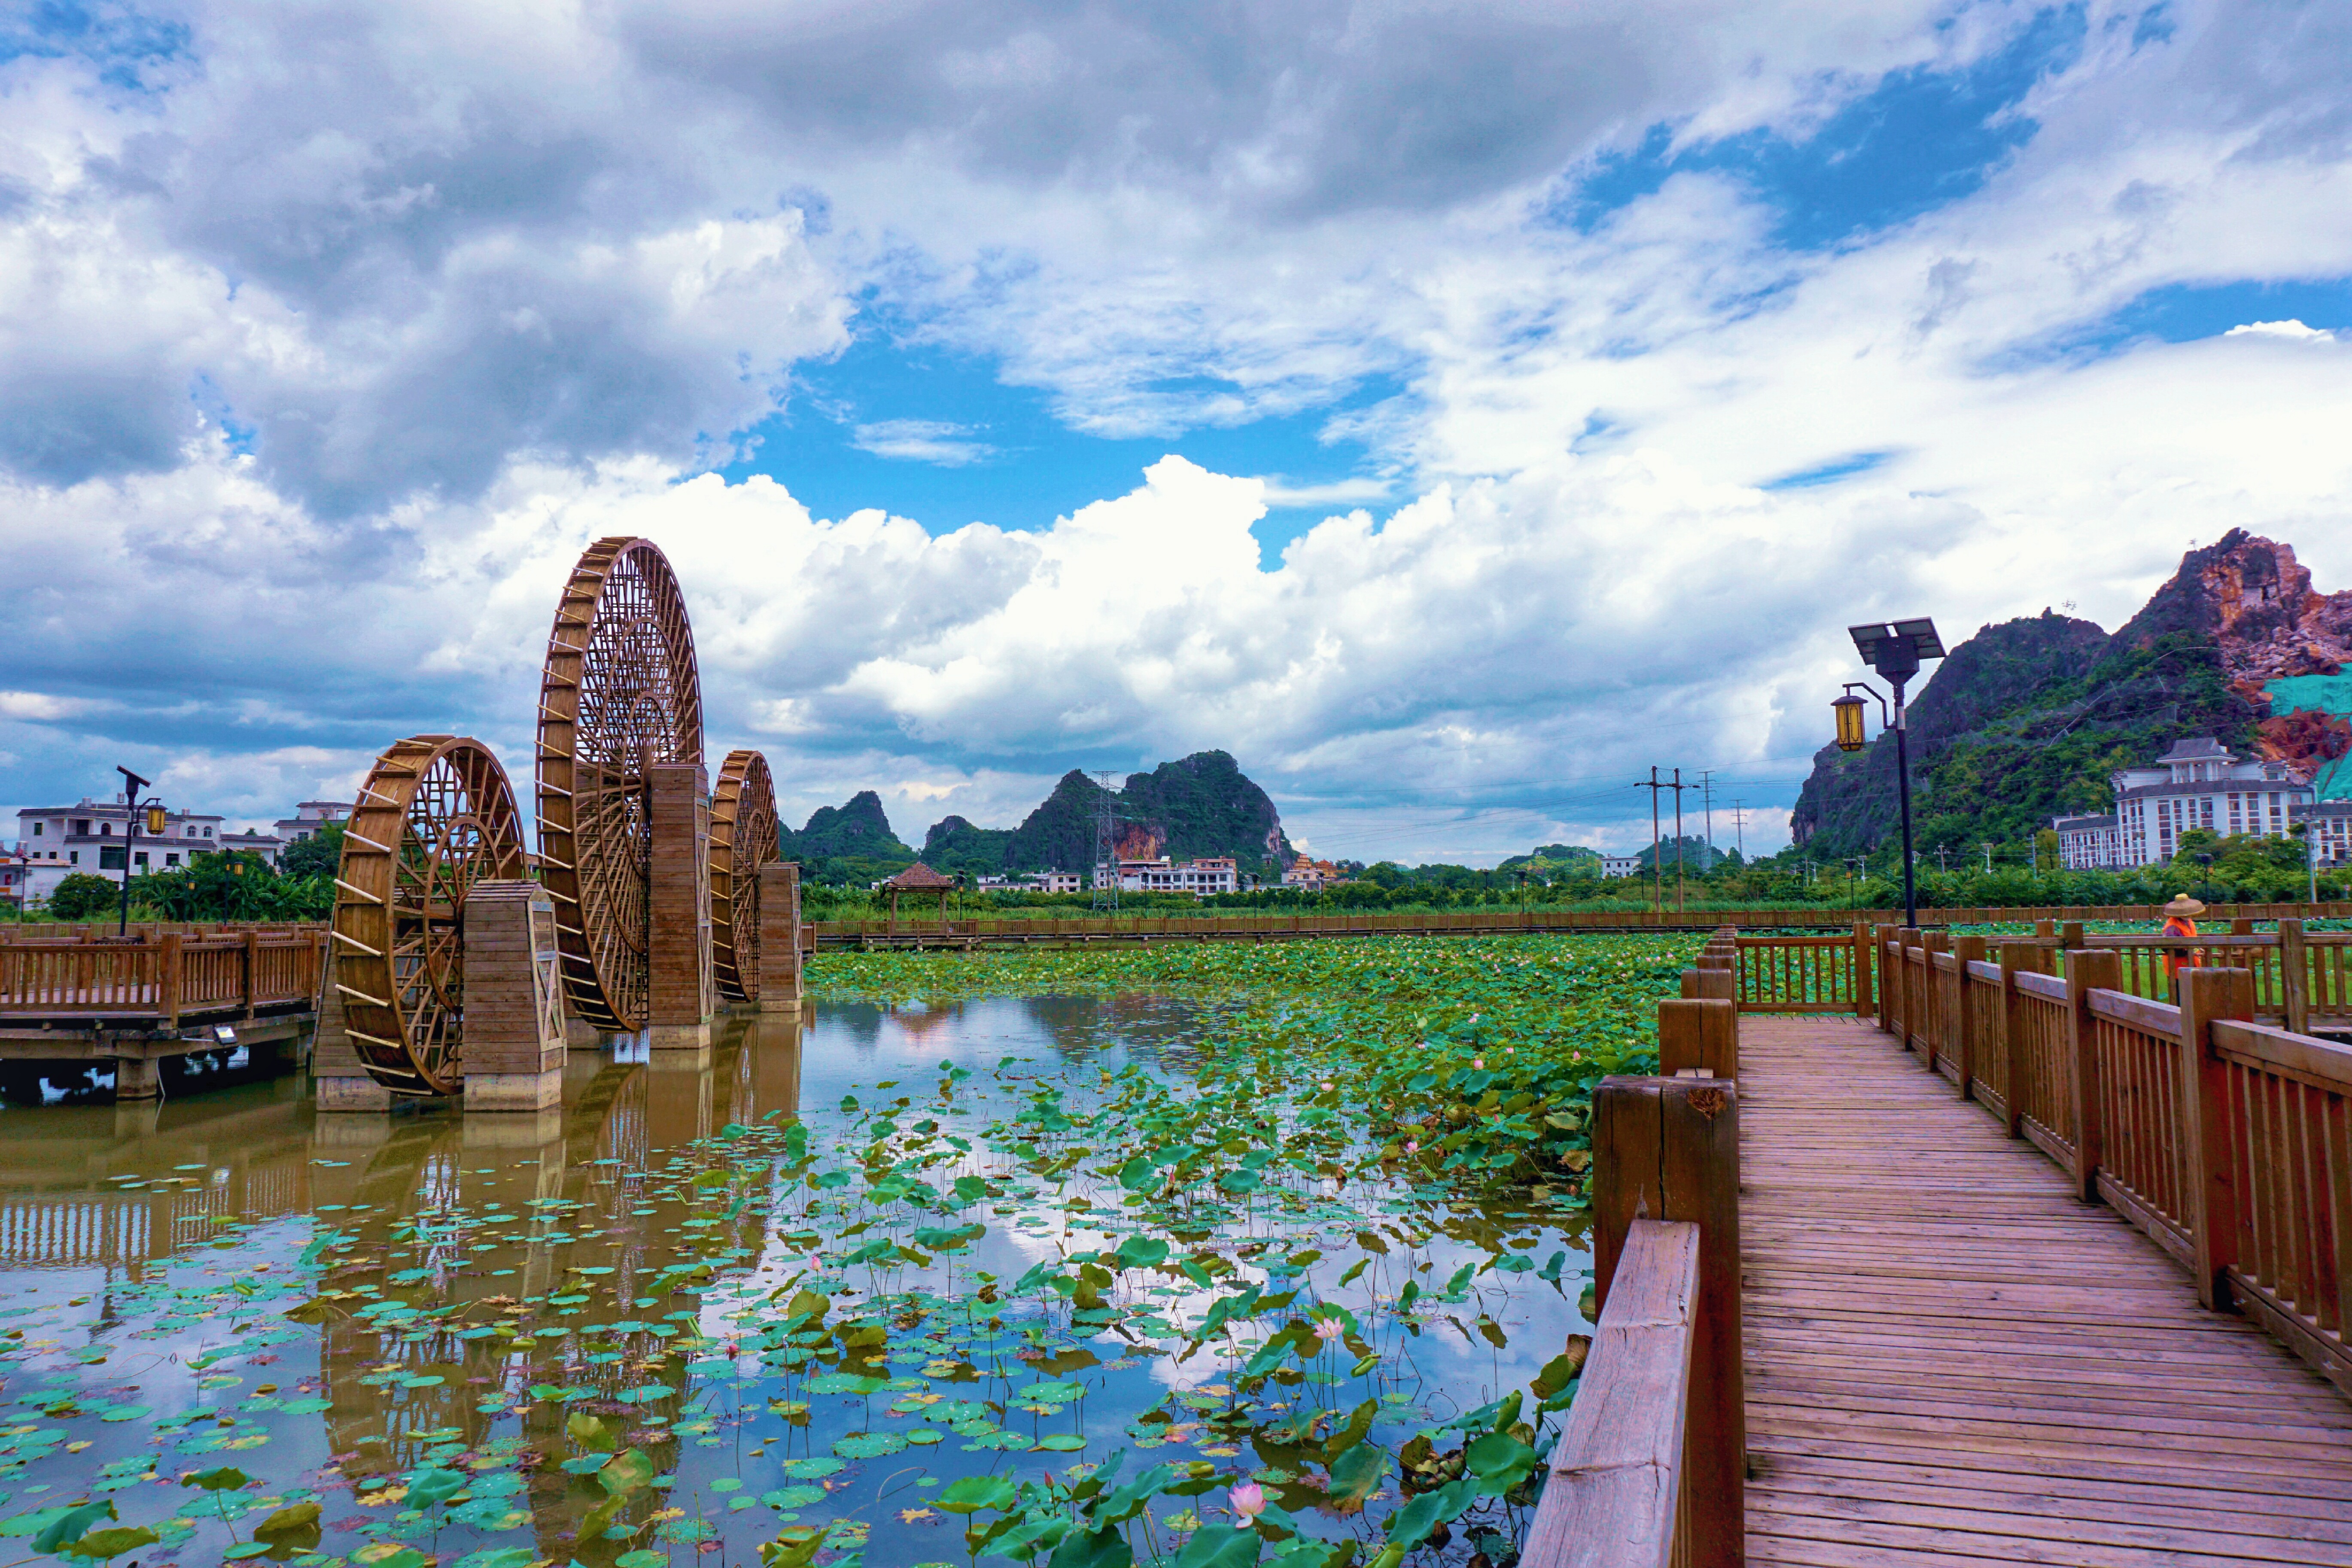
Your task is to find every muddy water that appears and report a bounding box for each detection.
[0,998,1589,1568]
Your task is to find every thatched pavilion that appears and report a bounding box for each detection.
[878,862,956,929]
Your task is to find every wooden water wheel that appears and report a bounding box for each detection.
[711,749,779,1001]
[330,736,529,1096]
[536,537,703,1032]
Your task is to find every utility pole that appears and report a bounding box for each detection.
[1695,769,1717,874]
[1090,770,1120,913]
[1671,768,1689,915]
[1982,841,1994,874]
[1934,846,1950,874]
[1731,799,1744,862]
[1637,768,1666,914]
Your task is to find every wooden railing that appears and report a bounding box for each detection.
[0,928,323,1024]
[1531,983,1742,1568]
[1873,938,2352,1399]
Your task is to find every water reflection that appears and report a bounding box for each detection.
[0,998,1585,1568]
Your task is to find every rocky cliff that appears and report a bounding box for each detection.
[1792,532,2352,856]
[944,751,1296,878]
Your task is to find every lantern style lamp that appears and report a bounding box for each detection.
[1833,691,1869,752]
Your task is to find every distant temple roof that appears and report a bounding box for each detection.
[881,862,956,890]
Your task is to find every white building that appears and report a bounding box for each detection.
[273,801,352,848]
[2052,813,2126,871]
[1023,871,1084,895]
[2110,738,2312,866]
[15,798,227,904]
[1099,855,1240,897]
[2298,800,2352,868]
[1600,854,1641,879]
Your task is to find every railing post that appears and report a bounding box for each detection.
[2177,966,2255,1310]
[1592,1070,1743,1568]
[1852,919,1874,1018]
[241,929,258,1021]
[1920,930,1950,1074]
[1950,934,1985,1100]
[2064,948,2121,1202]
[159,932,182,1029]
[1680,966,1734,1002]
[1658,997,1737,1078]
[1874,924,1896,1035]
[1997,941,2029,1137]
[2281,917,2310,1035]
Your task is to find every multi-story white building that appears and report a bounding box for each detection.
[2105,738,2313,866]
[1024,871,1084,895]
[15,798,228,904]
[273,801,352,849]
[1101,855,1240,897]
[2297,800,2352,868]
[2051,813,2127,871]
[1600,854,1641,879]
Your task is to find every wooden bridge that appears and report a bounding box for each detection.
[1529,929,2352,1567]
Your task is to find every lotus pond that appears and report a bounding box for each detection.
[0,934,1695,1568]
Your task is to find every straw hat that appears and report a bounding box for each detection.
[2163,893,2206,916]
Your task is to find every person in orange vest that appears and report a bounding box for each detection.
[2159,892,2204,987]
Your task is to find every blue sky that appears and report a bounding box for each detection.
[2,0,2349,863]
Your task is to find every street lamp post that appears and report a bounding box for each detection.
[1836,619,1946,929]
[113,765,168,938]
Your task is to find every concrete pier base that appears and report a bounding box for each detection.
[463,1069,565,1112]
[648,1020,712,1051]
[316,1073,394,1112]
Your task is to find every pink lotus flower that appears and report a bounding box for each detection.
[1314,1318,1345,1343]
[1230,1481,1266,1527]
[1405,1139,1420,1153]
[1472,1057,1485,1070]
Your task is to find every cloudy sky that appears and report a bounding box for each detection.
[3,0,2349,863]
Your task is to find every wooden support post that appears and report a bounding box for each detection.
[1997,941,2029,1137]
[2178,965,2255,1310]
[1874,924,1898,1035]
[1658,998,1737,1078]
[159,932,182,1029]
[2064,948,2121,1202]
[242,928,259,1020]
[462,882,567,1112]
[2060,920,2085,951]
[2281,916,2310,1035]
[1921,930,1950,1073]
[757,861,806,1011]
[1853,919,1874,1018]
[647,761,715,1051]
[1678,967,1734,1002]
[1592,1072,1743,1568]
[1951,934,1985,1100]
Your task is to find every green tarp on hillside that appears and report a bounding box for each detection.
[2267,674,2352,799]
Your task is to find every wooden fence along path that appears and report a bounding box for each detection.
[0,927,323,1024]
[1527,930,2352,1567]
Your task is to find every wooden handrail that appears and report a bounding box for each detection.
[1523,1218,1701,1568]
[0,930,322,1022]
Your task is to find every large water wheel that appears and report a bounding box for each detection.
[535,538,704,1032]
[330,736,529,1096]
[711,749,779,1001]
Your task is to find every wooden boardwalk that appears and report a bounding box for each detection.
[1739,1014,2352,1567]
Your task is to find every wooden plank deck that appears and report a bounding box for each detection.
[1739,1014,2352,1566]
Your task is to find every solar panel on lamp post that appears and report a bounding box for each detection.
[1841,618,1945,928]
